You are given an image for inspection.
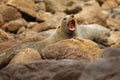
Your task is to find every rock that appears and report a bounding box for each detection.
[107,7,120,30]
[41,37,102,61]
[36,11,49,22]
[8,48,42,66]
[31,12,66,32]
[35,1,46,11]
[0,4,22,22]
[0,0,8,4]
[102,0,118,10]
[7,0,37,21]
[44,0,66,13]
[75,0,106,25]
[79,56,120,80]
[2,18,27,33]
[0,59,87,80]
[63,0,82,14]
[0,14,4,27]
[20,30,52,43]
[0,40,18,53]
[110,31,120,46]
[44,0,81,14]
[0,29,14,43]
[114,26,120,31]
[16,30,38,40]
[102,47,120,58]
[27,22,39,29]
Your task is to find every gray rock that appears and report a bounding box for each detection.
[0,59,87,80]
[79,56,120,80]
[102,47,120,58]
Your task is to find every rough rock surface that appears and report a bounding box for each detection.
[31,12,66,32]
[44,0,81,14]
[0,14,4,27]
[102,47,120,58]
[2,18,27,32]
[8,48,42,66]
[0,59,87,80]
[79,57,120,80]
[0,4,22,22]
[7,0,36,20]
[41,37,102,61]
[0,29,14,43]
[75,0,106,25]
[102,0,118,10]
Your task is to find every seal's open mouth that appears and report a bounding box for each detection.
[68,20,75,31]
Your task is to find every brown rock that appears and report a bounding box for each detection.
[0,29,14,43]
[41,37,102,61]
[36,11,49,22]
[35,1,46,11]
[27,22,39,29]
[107,7,120,30]
[102,0,118,10]
[7,0,40,21]
[0,4,22,22]
[0,0,8,4]
[75,0,106,25]
[110,31,120,45]
[32,12,66,32]
[44,0,66,13]
[0,14,4,27]
[2,19,27,33]
[8,48,42,66]
[110,31,120,47]
[17,28,52,43]
[16,30,38,40]
[44,0,81,14]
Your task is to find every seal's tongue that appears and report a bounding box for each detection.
[68,20,75,31]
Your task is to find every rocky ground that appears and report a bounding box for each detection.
[0,0,120,80]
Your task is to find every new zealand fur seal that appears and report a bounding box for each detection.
[0,14,77,68]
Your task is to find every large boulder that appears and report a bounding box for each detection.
[101,0,118,10]
[75,0,107,25]
[7,0,46,21]
[79,56,120,80]
[31,12,66,32]
[41,37,102,61]
[0,59,87,80]
[0,4,22,22]
[102,47,120,58]
[44,0,81,14]
[2,18,27,33]
[8,48,42,66]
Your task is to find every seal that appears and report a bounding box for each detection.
[0,14,77,68]
[77,24,111,46]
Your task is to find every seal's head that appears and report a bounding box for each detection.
[58,14,77,37]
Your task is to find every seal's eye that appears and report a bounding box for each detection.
[63,17,67,20]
